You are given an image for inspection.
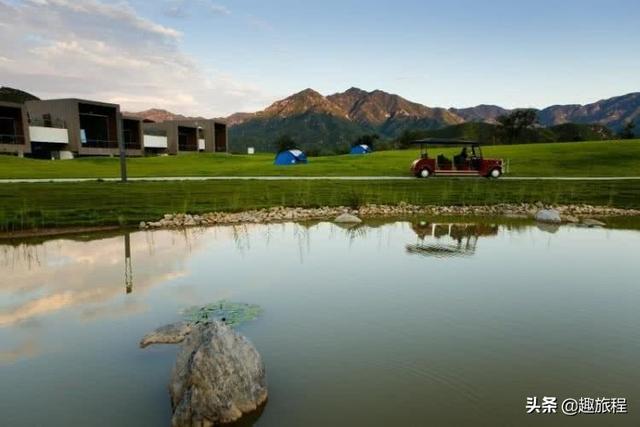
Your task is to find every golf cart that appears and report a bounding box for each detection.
[410,138,504,178]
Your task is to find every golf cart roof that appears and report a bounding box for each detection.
[411,138,481,146]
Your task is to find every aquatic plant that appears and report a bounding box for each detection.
[182,300,262,326]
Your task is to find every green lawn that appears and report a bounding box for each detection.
[0,139,638,178]
[1,179,639,232]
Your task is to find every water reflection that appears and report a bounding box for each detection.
[1,220,640,427]
[406,221,499,258]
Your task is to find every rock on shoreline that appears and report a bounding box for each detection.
[141,321,268,426]
[139,203,639,230]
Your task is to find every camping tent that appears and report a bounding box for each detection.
[274,149,308,165]
[350,144,372,155]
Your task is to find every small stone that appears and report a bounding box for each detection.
[139,221,146,229]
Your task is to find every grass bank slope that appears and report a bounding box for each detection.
[0,140,638,179]
[1,179,639,231]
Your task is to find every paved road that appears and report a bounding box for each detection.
[1,176,640,183]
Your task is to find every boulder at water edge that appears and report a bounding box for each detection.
[535,209,561,224]
[141,321,267,426]
[334,213,362,224]
[171,322,267,426]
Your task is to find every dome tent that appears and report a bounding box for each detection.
[350,144,372,155]
[274,149,308,165]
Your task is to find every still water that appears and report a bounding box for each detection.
[1,220,639,426]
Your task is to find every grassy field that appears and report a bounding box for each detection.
[0,139,638,179]
[1,179,639,232]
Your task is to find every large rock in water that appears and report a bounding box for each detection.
[535,209,561,224]
[170,322,267,426]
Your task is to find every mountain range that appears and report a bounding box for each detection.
[2,85,638,151]
[223,88,638,152]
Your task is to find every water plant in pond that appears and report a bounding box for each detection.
[182,300,263,326]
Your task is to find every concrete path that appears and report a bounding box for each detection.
[1,176,640,183]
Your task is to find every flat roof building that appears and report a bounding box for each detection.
[25,98,131,158]
[143,119,227,155]
[0,101,30,155]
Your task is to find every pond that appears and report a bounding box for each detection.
[1,219,639,426]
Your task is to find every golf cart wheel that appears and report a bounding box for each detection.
[419,168,431,178]
[489,168,502,179]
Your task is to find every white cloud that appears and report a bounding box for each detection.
[0,0,266,116]
[209,3,230,15]
[163,0,230,18]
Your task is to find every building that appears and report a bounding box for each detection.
[0,101,30,155]
[142,119,227,155]
[25,98,130,158]
[121,115,144,155]
[1,97,228,159]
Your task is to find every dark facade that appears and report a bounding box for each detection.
[143,119,227,155]
[25,98,144,157]
[121,115,144,155]
[0,101,30,155]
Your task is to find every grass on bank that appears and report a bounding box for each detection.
[1,179,639,232]
[0,139,638,179]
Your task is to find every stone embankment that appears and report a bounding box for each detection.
[139,202,640,230]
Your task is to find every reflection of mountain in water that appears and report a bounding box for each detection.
[407,222,499,258]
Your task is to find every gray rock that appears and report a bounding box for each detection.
[535,209,561,224]
[334,213,362,224]
[582,218,606,227]
[139,221,146,229]
[139,322,194,348]
[170,322,267,426]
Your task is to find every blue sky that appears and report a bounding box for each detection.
[1,0,639,115]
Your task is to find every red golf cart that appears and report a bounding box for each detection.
[410,138,504,178]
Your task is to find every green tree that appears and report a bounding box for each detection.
[273,135,297,152]
[353,134,379,148]
[395,129,429,149]
[617,121,636,139]
[497,109,538,144]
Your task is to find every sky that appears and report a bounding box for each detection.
[1,0,639,117]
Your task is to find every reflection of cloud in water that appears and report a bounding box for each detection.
[0,339,40,365]
[1,220,507,328]
[0,231,202,327]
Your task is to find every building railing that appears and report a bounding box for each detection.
[80,140,143,150]
[81,139,120,149]
[179,143,199,151]
[29,117,67,129]
[0,134,26,145]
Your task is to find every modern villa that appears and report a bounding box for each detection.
[0,101,31,155]
[0,98,227,159]
[143,119,228,155]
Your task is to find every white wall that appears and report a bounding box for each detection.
[29,126,69,144]
[144,135,168,148]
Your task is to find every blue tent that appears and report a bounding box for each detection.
[274,149,308,165]
[350,144,372,155]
